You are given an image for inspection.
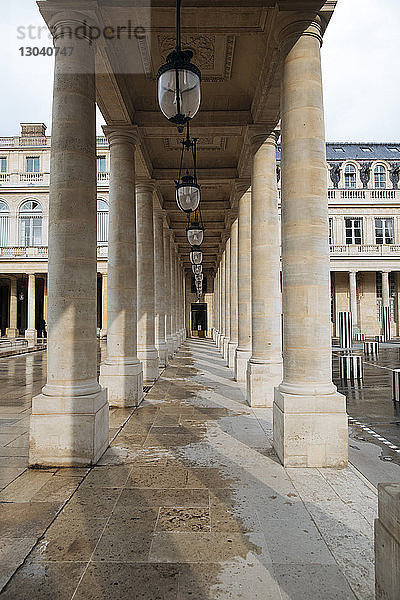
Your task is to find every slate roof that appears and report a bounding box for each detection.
[276,143,400,162]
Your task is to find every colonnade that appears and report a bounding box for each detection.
[29,17,186,466]
[213,19,348,468]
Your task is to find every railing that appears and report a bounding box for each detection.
[0,174,10,182]
[330,244,400,256]
[0,136,108,148]
[0,245,108,259]
[96,136,108,146]
[19,137,49,147]
[97,172,110,182]
[19,173,44,183]
[328,188,398,201]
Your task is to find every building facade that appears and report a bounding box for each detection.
[0,126,399,341]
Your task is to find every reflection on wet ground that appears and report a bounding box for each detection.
[0,339,377,599]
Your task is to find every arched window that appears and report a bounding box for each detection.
[97,199,109,244]
[344,164,356,188]
[374,165,386,188]
[0,200,9,246]
[19,200,43,246]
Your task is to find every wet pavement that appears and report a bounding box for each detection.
[0,339,380,599]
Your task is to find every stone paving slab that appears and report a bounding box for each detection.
[0,339,379,599]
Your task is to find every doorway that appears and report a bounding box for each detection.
[191,303,207,338]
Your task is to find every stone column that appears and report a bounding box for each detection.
[154,202,168,367]
[6,277,18,338]
[214,269,219,342]
[349,271,358,335]
[164,223,174,356]
[228,221,239,367]
[43,275,48,327]
[100,273,107,339]
[382,271,390,308]
[274,19,348,468]
[25,274,37,346]
[218,249,226,352]
[235,190,252,382]
[247,132,283,407]
[99,127,143,406]
[136,182,159,382]
[223,238,231,362]
[30,15,108,466]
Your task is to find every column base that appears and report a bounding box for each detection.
[246,359,283,407]
[137,347,160,384]
[223,337,230,363]
[156,342,169,368]
[273,386,348,468]
[6,328,18,339]
[25,329,37,347]
[166,335,174,357]
[29,388,109,467]
[218,335,225,353]
[99,329,107,339]
[234,347,251,382]
[213,329,218,342]
[99,359,143,407]
[228,341,238,369]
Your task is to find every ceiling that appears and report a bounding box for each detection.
[38,0,335,272]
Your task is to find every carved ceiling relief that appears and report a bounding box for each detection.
[159,35,215,70]
[139,34,235,82]
[163,137,228,152]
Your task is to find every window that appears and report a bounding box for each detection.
[0,200,9,246]
[375,218,394,245]
[19,200,43,246]
[97,199,109,244]
[345,218,362,245]
[26,157,40,173]
[374,165,386,188]
[344,164,356,188]
[97,156,106,172]
[0,157,6,173]
[329,218,333,245]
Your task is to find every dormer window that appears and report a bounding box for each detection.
[333,147,344,152]
[360,147,372,152]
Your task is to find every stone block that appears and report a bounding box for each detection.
[375,483,400,600]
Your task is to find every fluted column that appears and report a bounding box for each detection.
[382,271,390,308]
[100,273,107,339]
[164,223,174,356]
[30,15,108,466]
[136,182,159,382]
[6,277,18,338]
[274,19,347,468]
[154,203,168,367]
[349,271,358,335]
[235,190,252,381]
[228,220,238,368]
[25,274,37,346]
[99,127,143,406]
[247,132,283,407]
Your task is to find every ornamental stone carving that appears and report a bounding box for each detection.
[360,162,371,189]
[329,163,341,188]
[389,163,400,189]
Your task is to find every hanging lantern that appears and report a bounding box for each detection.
[192,264,202,275]
[175,126,200,213]
[157,0,201,131]
[195,273,203,282]
[176,174,200,212]
[186,212,204,246]
[190,246,202,265]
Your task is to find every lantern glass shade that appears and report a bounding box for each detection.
[187,226,204,246]
[190,249,203,265]
[158,67,201,125]
[176,180,200,212]
[192,264,202,275]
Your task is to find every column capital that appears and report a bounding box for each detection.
[381,269,391,274]
[103,125,139,148]
[278,16,324,52]
[136,179,156,194]
[245,126,279,156]
[43,9,100,45]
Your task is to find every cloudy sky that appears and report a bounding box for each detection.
[0,0,399,141]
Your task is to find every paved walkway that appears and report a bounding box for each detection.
[0,338,377,599]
